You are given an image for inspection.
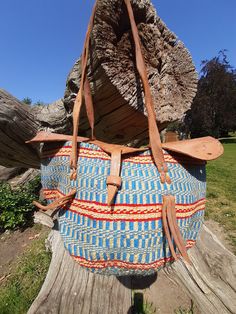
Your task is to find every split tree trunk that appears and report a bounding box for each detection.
[64,0,198,144]
[0,1,235,313]
[0,0,198,166]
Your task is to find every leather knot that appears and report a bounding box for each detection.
[107,175,122,188]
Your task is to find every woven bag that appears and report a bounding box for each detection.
[28,0,223,276]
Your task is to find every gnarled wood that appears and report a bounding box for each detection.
[64,0,198,144]
[0,89,40,168]
[0,91,72,169]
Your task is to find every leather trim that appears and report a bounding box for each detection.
[162,136,224,161]
[27,131,224,161]
[107,149,122,205]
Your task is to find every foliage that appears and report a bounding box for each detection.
[187,51,236,138]
[34,101,46,106]
[0,176,41,231]
[22,97,47,106]
[206,140,236,252]
[0,233,51,314]
[22,97,32,105]
[165,121,188,139]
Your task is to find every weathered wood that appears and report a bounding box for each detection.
[31,99,72,134]
[64,0,198,144]
[28,220,236,314]
[0,91,71,169]
[0,89,40,168]
[0,165,25,181]
[164,225,236,314]
[28,229,132,314]
[9,168,40,189]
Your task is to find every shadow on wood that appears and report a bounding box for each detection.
[28,213,236,314]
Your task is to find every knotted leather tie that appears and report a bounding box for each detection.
[33,189,76,217]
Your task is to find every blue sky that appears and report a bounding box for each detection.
[0,0,235,104]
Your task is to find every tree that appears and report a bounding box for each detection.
[22,97,32,105]
[188,51,236,138]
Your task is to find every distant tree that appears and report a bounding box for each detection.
[34,101,46,106]
[22,97,32,105]
[187,51,236,138]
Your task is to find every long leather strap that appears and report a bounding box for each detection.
[70,1,98,179]
[124,0,170,184]
[70,0,170,184]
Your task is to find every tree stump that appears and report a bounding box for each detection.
[28,216,236,314]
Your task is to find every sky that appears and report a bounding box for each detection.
[0,0,235,104]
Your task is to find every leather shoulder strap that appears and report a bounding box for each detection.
[70,0,170,183]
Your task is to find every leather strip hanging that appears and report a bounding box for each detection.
[69,0,171,184]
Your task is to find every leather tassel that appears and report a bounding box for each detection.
[162,196,178,261]
[162,195,191,264]
[169,196,192,264]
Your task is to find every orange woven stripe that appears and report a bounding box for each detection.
[43,189,205,221]
[42,146,205,165]
[71,240,195,270]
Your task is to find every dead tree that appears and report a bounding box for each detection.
[0,1,235,313]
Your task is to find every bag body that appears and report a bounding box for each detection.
[41,140,206,275]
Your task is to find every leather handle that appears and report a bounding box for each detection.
[70,0,170,183]
[70,1,98,178]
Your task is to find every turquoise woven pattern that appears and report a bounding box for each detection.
[41,141,206,275]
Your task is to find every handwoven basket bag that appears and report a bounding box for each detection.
[29,0,223,276]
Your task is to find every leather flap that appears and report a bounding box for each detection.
[27,132,224,161]
[162,136,224,161]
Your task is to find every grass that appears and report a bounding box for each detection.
[0,233,51,314]
[206,139,236,252]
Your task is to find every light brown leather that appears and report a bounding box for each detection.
[124,0,168,182]
[162,195,191,264]
[162,196,178,261]
[107,149,122,205]
[27,131,224,161]
[33,189,76,211]
[26,131,90,144]
[168,196,191,264]
[162,136,224,161]
[69,0,170,184]
[70,0,98,179]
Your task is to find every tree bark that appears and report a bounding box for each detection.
[0,89,40,168]
[64,0,198,144]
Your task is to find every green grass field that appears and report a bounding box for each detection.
[0,234,51,314]
[206,140,236,251]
